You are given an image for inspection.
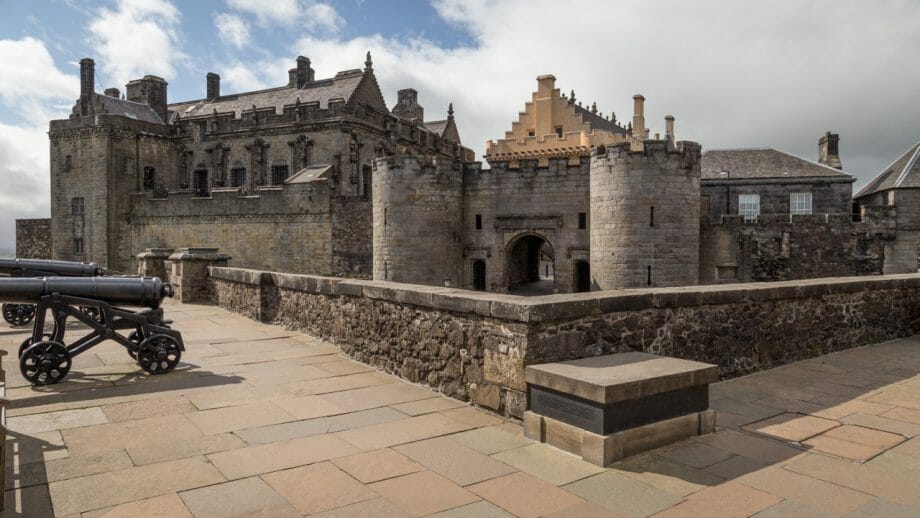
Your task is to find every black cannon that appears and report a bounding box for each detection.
[0,276,184,385]
[1,259,104,326]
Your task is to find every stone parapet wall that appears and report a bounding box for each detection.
[15,219,52,259]
[209,267,920,418]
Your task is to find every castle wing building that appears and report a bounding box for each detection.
[49,54,471,275]
[853,140,920,273]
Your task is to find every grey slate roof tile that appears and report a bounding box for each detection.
[701,148,853,180]
[854,141,920,198]
[168,71,365,119]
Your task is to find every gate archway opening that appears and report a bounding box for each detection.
[507,234,554,296]
[472,259,486,291]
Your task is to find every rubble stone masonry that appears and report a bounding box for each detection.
[210,267,920,418]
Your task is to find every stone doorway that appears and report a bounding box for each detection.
[507,234,554,295]
[574,260,591,292]
[472,260,486,291]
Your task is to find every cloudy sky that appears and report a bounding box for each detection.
[1,0,919,247]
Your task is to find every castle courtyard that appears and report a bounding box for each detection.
[2,302,918,517]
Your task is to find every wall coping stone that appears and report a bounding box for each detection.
[208,267,920,323]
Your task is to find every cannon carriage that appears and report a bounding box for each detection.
[1,276,184,385]
[1,259,105,326]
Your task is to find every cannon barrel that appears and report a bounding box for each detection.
[0,258,102,277]
[0,277,172,308]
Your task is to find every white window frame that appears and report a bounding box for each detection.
[789,192,813,215]
[738,194,760,222]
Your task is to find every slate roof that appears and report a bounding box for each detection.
[169,70,366,119]
[573,104,627,135]
[854,141,920,198]
[701,148,853,180]
[94,94,163,124]
[424,120,448,136]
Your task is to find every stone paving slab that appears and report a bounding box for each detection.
[2,303,920,517]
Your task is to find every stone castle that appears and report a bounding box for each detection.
[20,54,920,293]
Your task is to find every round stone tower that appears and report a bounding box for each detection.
[589,140,702,290]
[373,155,464,286]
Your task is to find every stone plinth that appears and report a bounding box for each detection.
[166,248,230,303]
[524,352,717,465]
[136,248,174,279]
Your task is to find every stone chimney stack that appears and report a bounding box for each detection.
[206,72,220,100]
[392,88,424,124]
[632,94,647,139]
[665,115,675,142]
[818,131,842,169]
[295,56,314,88]
[288,68,298,87]
[80,58,95,98]
[126,75,168,123]
[104,87,120,98]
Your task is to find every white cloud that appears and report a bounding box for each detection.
[214,13,251,49]
[275,0,920,188]
[226,0,343,32]
[0,37,78,124]
[220,61,272,92]
[0,38,75,245]
[89,0,187,89]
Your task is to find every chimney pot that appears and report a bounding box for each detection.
[664,115,675,142]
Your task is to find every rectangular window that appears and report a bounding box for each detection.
[271,164,290,185]
[527,129,535,137]
[64,154,72,173]
[230,167,246,187]
[73,238,83,255]
[142,166,155,191]
[475,214,482,230]
[789,192,813,215]
[384,208,388,226]
[555,126,563,138]
[738,194,760,222]
[649,206,655,227]
[71,197,84,216]
[578,212,587,229]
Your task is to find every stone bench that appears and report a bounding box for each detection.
[523,352,718,466]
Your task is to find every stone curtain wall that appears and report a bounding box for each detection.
[699,214,887,284]
[15,219,52,259]
[210,267,920,417]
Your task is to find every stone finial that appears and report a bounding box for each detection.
[610,111,616,123]
[365,51,373,70]
[591,102,597,114]
[447,103,454,119]
[570,90,576,104]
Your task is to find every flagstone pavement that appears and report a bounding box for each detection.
[2,302,919,517]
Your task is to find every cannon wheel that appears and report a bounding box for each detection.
[20,341,71,385]
[137,334,181,375]
[3,304,36,327]
[127,329,144,359]
[19,333,54,358]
